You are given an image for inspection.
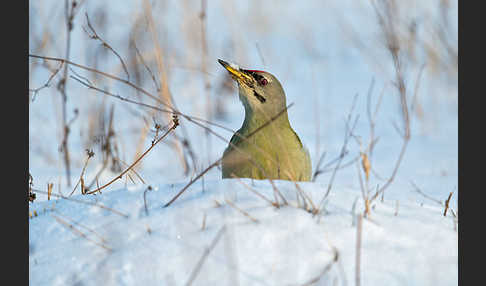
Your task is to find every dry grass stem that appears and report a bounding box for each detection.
[32,189,129,218]
[317,94,360,211]
[410,63,426,119]
[225,199,259,223]
[57,0,85,187]
[231,174,277,207]
[133,42,160,91]
[29,61,64,99]
[443,191,453,217]
[368,0,420,203]
[351,196,359,226]
[410,181,443,205]
[355,214,363,286]
[117,158,146,184]
[199,0,212,165]
[83,13,130,80]
[293,181,318,214]
[47,183,53,201]
[185,226,226,286]
[201,213,207,231]
[52,214,111,251]
[298,247,339,286]
[56,212,107,243]
[361,152,371,182]
[69,149,95,196]
[143,185,153,216]
[356,161,370,217]
[86,116,179,195]
[311,152,327,182]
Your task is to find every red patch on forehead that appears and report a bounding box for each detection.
[245,69,265,73]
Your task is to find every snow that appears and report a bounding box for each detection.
[29,0,457,285]
[29,180,457,286]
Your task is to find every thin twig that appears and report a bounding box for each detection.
[133,41,160,92]
[368,0,413,203]
[86,117,178,195]
[69,149,95,196]
[29,61,64,99]
[255,42,266,67]
[58,0,82,187]
[443,191,453,217]
[410,181,443,205]
[199,0,212,167]
[231,174,277,207]
[83,13,130,81]
[52,214,111,251]
[143,185,153,216]
[318,94,360,211]
[298,247,339,286]
[293,181,317,214]
[55,212,108,243]
[225,199,259,223]
[355,214,363,286]
[185,226,226,286]
[410,63,426,117]
[117,157,146,184]
[32,189,129,218]
[201,213,207,231]
[311,151,327,182]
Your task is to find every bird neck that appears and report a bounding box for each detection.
[240,104,291,136]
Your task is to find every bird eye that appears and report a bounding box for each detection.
[260,78,268,86]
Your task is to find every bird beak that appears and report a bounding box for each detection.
[218,59,254,85]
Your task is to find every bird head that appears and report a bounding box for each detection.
[218,59,287,119]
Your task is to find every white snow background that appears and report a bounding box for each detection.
[29,0,458,285]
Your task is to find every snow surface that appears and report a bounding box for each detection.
[29,180,457,286]
[29,0,457,285]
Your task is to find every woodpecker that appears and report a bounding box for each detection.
[218,59,312,181]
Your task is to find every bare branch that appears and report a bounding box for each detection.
[29,61,64,100]
[84,13,130,81]
[133,41,160,92]
[317,94,360,210]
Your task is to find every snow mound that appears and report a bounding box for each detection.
[29,179,457,286]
